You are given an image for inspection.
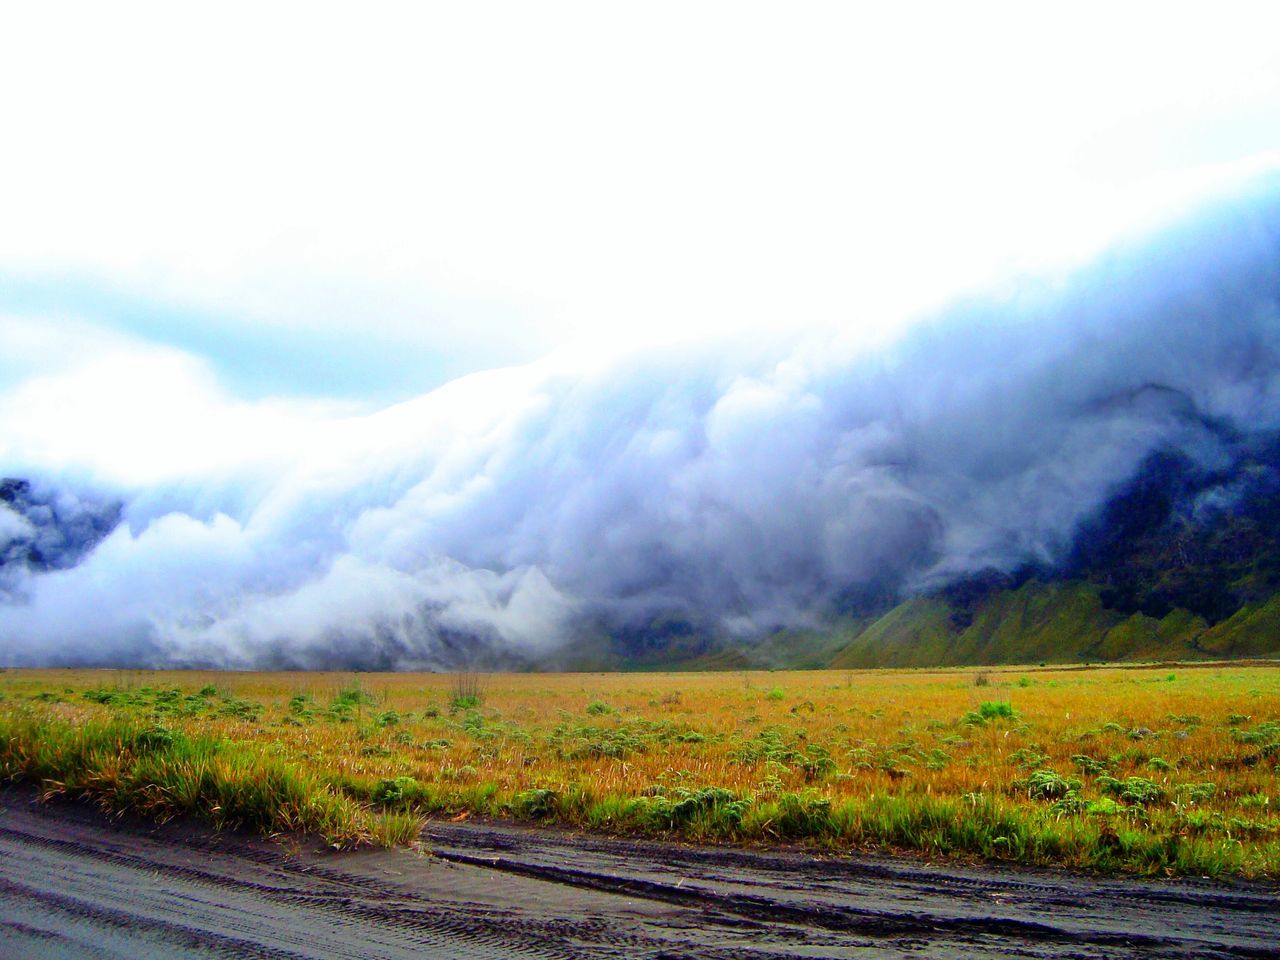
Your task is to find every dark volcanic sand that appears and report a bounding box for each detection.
[0,789,1276,959]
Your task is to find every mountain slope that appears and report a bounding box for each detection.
[702,439,1280,670]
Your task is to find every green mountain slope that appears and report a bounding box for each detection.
[826,582,1129,668]
[823,580,1280,668]
[674,579,1279,673]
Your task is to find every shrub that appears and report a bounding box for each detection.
[1023,769,1081,801]
[1049,792,1085,815]
[771,791,834,837]
[1009,747,1049,770]
[797,744,837,781]
[1098,776,1166,806]
[978,701,1016,720]
[1072,754,1110,776]
[133,725,179,751]
[654,787,749,831]
[450,673,485,711]
[332,685,377,708]
[372,776,422,805]
[1175,782,1217,805]
[513,788,558,819]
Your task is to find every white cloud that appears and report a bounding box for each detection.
[0,505,33,542]
[2,179,1278,667]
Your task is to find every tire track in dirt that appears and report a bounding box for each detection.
[0,797,576,960]
[2,790,1277,959]
[422,820,1280,959]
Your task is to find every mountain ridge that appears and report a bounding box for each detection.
[578,437,1280,670]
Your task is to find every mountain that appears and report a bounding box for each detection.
[682,437,1280,670]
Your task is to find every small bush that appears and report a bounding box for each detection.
[133,725,179,751]
[513,788,559,819]
[333,685,377,708]
[1049,792,1085,816]
[1023,769,1081,801]
[1098,776,1166,806]
[450,673,486,711]
[372,776,422,805]
[978,701,1016,720]
[1175,782,1217,805]
[1009,747,1048,770]
[651,787,749,832]
[1071,754,1110,776]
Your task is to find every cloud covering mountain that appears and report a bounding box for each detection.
[2,178,1279,669]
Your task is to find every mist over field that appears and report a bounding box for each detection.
[2,179,1278,669]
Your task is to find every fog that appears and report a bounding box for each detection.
[2,180,1279,668]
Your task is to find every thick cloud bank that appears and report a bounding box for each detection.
[3,180,1280,668]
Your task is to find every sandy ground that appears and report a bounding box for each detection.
[0,789,1276,959]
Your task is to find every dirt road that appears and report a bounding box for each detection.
[0,789,1276,959]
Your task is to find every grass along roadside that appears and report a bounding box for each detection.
[1,665,1278,877]
[0,710,420,848]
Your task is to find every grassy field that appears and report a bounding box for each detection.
[1,664,1278,878]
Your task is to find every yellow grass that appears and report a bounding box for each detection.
[2,663,1278,876]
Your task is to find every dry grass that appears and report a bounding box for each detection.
[1,664,1277,875]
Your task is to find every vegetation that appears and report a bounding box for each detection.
[1,664,1278,877]
[701,581,1280,671]
[0,709,419,848]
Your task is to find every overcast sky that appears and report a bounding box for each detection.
[5,3,1280,667]
[3,2,1280,405]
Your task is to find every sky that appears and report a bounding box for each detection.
[3,4,1280,668]
[3,3,1280,403]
